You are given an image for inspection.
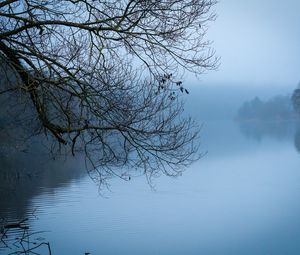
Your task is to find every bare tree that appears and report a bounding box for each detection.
[0,0,217,184]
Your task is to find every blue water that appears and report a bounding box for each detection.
[1,120,300,254]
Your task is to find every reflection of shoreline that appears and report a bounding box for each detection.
[0,138,86,220]
[237,119,298,141]
[236,119,300,152]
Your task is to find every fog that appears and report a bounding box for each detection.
[185,83,296,121]
[199,0,300,86]
[2,1,300,254]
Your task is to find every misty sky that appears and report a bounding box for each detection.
[196,0,300,87]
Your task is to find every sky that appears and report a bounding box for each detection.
[194,0,300,88]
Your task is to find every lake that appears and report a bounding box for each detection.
[1,120,300,255]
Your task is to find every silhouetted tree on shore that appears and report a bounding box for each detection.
[237,95,295,121]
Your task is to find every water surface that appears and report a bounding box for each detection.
[1,120,300,255]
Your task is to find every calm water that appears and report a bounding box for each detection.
[1,120,300,255]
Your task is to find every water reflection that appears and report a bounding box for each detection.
[0,134,86,220]
[0,137,85,255]
[237,120,298,142]
[237,120,300,155]
[0,218,52,255]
